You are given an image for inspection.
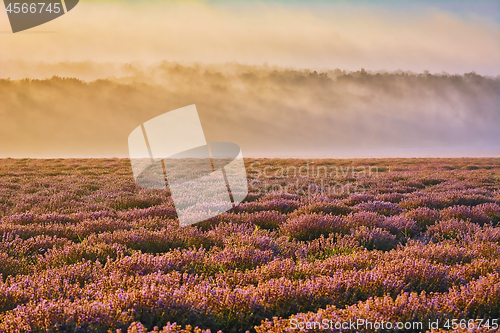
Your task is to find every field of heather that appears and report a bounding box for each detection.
[0,158,500,333]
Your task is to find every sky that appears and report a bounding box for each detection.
[0,0,499,158]
[0,0,499,76]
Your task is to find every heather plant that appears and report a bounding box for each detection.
[290,200,353,217]
[399,193,447,210]
[233,199,301,214]
[353,201,403,216]
[350,226,398,251]
[342,193,375,206]
[426,219,482,242]
[440,205,491,225]
[344,211,384,229]
[474,203,500,224]
[306,233,362,261]
[379,215,421,238]
[229,211,286,230]
[375,192,405,203]
[0,158,499,332]
[257,273,500,332]
[280,213,347,241]
[406,207,441,228]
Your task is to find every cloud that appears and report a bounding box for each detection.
[0,1,498,75]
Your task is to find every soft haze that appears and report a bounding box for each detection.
[0,63,498,158]
[0,1,499,158]
[0,0,499,75]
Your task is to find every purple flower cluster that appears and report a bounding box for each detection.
[0,158,499,332]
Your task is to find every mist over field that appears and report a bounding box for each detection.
[0,62,498,158]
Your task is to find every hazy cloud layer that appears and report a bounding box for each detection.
[0,63,498,158]
[0,1,498,75]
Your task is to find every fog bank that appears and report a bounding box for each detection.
[0,63,498,158]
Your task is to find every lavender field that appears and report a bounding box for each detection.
[0,158,499,332]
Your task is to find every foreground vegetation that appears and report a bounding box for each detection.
[0,158,499,332]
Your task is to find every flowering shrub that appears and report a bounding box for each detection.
[350,226,398,251]
[474,203,500,224]
[280,214,347,241]
[0,158,498,332]
[291,200,353,217]
[353,201,403,216]
[406,207,441,228]
[426,220,482,242]
[440,205,491,225]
